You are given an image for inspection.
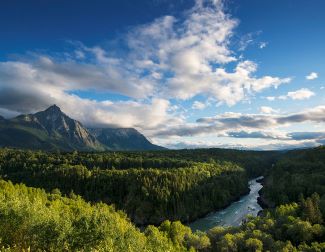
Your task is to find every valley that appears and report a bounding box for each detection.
[0,146,324,251]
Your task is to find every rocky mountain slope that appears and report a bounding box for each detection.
[0,105,164,151]
[89,128,165,151]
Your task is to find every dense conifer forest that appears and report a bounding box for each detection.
[0,149,251,225]
[0,147,325,251]
[260,146,325,215]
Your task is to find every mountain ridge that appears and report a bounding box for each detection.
[0,105,164,151]
[88,127,165,151]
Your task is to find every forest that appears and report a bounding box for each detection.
[0,178,324,251]
[260,146,325,216]
[0,149,253,225]
[0,147,325,251]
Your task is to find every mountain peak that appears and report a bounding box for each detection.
[44,104,62,114]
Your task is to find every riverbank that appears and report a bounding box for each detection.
[184,186,251,223]
[256,176,276,209]
[189,177,264,232]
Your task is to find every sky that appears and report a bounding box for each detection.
[0,0,325,150]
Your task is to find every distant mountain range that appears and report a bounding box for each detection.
[0,105,165,151]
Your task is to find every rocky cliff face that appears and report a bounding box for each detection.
[32,105,99,148]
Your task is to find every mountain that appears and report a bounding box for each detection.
[0,105,165,151]
[0,105,104,151]
[89,128,165,151]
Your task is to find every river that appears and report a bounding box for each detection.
[189,176,263,232]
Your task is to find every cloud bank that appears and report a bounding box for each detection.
[152,106,325,149]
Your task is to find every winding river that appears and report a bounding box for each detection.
[189,176,263,232]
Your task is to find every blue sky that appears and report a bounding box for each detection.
[0,0,325,149]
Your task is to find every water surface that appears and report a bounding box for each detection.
[189,176,263,232]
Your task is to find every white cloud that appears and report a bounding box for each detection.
[287,88,315,100]
[153,106,325,139]
[238,32,266,51]
[0,59,180,132]
[238,32,255,51]
[260,106,278,114]
[266,88,315,101]
[124,0,290,104]
[60,97,179,131]
[158,139,248,150]
[259,42,267,49]
[155,135,319,150]
[306,72,318,80]
[192,101,206,110]
[266,96,276,101]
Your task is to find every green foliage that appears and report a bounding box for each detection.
[205,196,325,251]
[118,148,279,178]
[301,193,323,224]
[0,179,211,251]
[0,180,147,251]
[261,147,325,216]
[0,148,249,225]
[245,238,263,252]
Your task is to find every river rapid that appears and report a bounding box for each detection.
[189,176,263,232]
